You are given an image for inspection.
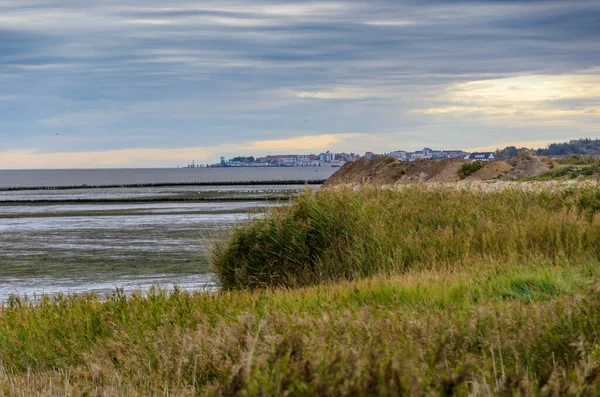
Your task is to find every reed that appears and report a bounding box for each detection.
[0,262,599,395]
[212,184,600,289]
[2,182,600,395]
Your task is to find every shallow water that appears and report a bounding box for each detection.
[0,183,302,301]
[0,201,274,218]
[0,167,335,188]
[0,184,311,201]
[0,274,217,301]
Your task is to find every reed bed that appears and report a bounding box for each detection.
[1,183,600,395]
[1,263,600,395]
[213,184,600,289]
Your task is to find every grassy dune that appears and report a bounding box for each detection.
[2,184,600,395]
[213,184,600,289]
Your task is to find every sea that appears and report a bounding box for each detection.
[0,167,337,301]
[0,167,331,188]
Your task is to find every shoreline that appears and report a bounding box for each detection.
[0,179,326,192]
[0,195,292,206]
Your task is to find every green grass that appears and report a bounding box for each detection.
[529,165,600,181]
[1,261,600,395]
[555,155,600,166]
[213,184,600,290]
[459,161,484,179]
[523,156,600,181]
[2,183,600,395]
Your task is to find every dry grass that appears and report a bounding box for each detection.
[1,263,600,395]
[3,184,600,395]
[213,184,600,290]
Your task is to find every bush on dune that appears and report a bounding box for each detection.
[459,161,484,179]
[212,185,600,290]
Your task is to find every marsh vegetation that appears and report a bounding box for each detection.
[2,184,600,395]
[213,184,600,289]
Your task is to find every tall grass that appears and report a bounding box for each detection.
[1,265,600,395]
[2,183,600,395]
[213,184,600,289]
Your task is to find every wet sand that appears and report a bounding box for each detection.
[0,185,303,300]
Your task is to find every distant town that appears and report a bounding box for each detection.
[179,139,600,168]
[183,148,498,168]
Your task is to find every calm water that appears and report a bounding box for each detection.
[0,167,336,188]
[0,169,336,300]
[0,200,269,300]
[0,184,312,202]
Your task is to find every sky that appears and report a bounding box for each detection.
[0,0,599,168]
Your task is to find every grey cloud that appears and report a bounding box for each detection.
[0,0,599,158]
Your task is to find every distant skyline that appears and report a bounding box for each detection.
[1,0,599,169]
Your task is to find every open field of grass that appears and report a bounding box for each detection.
[2,184,600,395]
[2,261,600,395]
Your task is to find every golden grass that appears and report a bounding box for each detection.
[0,259,598,395]
[213,184,600,290]
[2,183,600,395]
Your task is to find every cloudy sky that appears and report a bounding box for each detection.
[1,0,599,168]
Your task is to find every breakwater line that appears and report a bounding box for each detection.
[0,196,292,206]
[0,179,326,192]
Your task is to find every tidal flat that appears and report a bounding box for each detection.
[0,186,300,300]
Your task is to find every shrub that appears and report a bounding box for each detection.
[546,165,600,179]
[459,161,483,179]
[392,168,406,179]
[556,155,600,166]
[212,185,600,290]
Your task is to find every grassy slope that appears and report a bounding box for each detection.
[213,185,600,289]
[1,261,599,396]
[2,185,600,395]
[525,156,600,181]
